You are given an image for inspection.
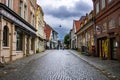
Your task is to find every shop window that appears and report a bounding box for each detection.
[96,2,100,14]
[3,26,9,47]
[109,19,115,29]
[16,31,23,51]
[101,0,105,9]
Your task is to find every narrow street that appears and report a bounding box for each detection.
[0,50,110,80]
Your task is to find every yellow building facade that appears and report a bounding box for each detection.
[35,5,45,53]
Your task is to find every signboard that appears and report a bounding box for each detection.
[96,26,101,34]
[0,9,36,34]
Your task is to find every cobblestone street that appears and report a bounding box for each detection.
[0,50,111,80]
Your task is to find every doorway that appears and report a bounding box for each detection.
[111,38,117,60]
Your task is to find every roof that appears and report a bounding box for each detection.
[74,20,81,32]
[44,24,52,40]
[79,16,86,21]
[44,23,58,40]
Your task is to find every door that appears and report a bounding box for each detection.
[111,38,117,59]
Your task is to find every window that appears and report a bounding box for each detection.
[101,0,105,9]
[102,22,107,32]
[16,30,23,51]
[30,12,34,26]
[30,12,33,25]
[108,0,112,3]
[33,15,34,26]
[3,26,9,46]
[19,1,23,16]
[109,19,115,29]
[96,2,99,14]
[6,0,13,9]
[24,5,27,20]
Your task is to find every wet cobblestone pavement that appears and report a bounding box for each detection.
[0,50,111,80]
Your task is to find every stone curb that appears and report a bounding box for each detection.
[69,50,120,80]
[0,50,50,78]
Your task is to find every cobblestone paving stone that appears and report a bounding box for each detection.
[0,50,110,80]
[69,50,120,80]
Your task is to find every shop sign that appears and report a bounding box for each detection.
[0,9,36,34]
[96,26,101,34]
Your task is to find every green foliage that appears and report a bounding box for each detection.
[64,34,69,48]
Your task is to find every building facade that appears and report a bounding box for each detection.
[35,4,45,53]
[44,24,58,49]
[0,0,37,63]
[76,11,95,55]
[70,20,81,49]
[93,0,120,60]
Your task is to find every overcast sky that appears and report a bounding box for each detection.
[37,0,93,41]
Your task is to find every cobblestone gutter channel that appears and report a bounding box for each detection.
[69,50,120,80]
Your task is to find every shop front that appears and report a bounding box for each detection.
[0,3,36,62]
[97,38,109,60]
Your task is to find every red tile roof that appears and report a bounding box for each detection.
[74,20,81,32]
[44,24,58,40]
[44,24,52,40]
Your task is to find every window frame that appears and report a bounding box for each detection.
[101,0,106,9]
[108,18,115,29]
[6,0,13,9]
[108,0,112,3]
[16,30,23,51]
[102,22,107,32]
[96,2,100,14]
[19,0,23,16]
[3,26,9,47]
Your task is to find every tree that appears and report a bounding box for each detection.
[64,34,69,48]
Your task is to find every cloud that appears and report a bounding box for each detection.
[44,15,74,29]
[43,0,92,19]
[37,0,93,41]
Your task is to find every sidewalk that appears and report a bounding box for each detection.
[0,50,50,77]
[69,50,120,80]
